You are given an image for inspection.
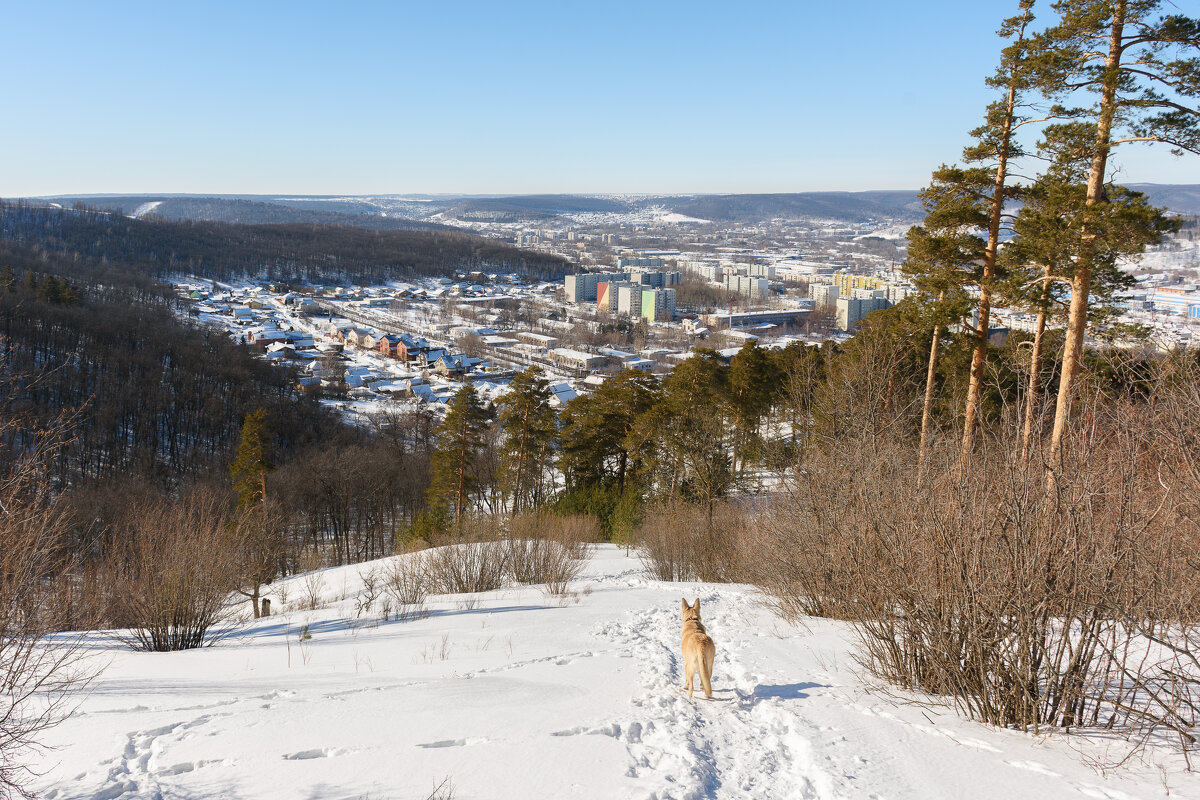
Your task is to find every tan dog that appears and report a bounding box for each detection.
[681,598,716,699]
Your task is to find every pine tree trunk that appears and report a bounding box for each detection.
[1021,274,1050,462]
[1047,0,1124,484]
[456,423,468,522]
[512,405,530,515]
[918,322,942,480]
[962,81,1018,460]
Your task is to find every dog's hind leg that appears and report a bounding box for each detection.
[684,657,695,698]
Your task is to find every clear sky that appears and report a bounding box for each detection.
[3,0,1198,197]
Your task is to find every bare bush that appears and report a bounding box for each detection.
[423,517,509,595]
[638,503,752,584]
[382,554,431,622]
[355,566,383,618]
[296,551,328,611]
[0,413,94,798]
[426,540,509,595]
[753,365,1200,756]
[107,489,241,652]
[503,512,595,595]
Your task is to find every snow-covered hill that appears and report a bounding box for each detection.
[34,547,1197,799]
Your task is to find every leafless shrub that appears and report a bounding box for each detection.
[0,411,95,798]
[426,540,508,595]
[503,512,595,595]
[638,503,753,584]
[355,566,383,618]
[424,516,510,595]
[297,552,328,611]
[752,358,1200,759]
[425,776,455,800]
[381,554,430,622]
[107,488,241,652]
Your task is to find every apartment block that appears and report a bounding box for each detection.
[724,274,769,299]
[640,288,677,321]
[809,283,839,308]
[836,295,891,331]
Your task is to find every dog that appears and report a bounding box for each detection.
[681,598,716,699]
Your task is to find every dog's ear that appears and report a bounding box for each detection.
[682,598,689,611]
[694,598,701,612]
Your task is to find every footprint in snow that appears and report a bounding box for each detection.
[416,737,489,748]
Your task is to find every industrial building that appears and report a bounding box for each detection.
[699,309,810,329]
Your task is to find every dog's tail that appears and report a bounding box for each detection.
[700,640,716,698]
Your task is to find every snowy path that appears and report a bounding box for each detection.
[32,547,1199,799]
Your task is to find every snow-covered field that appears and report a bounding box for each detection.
[34,547,1198,800]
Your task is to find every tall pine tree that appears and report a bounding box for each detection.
[1030,0,1200,475]
[497,366,558,514]
[427,381,492,525]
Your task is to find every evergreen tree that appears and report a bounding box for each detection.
[0,265,14,294]
[427,381,492,524]
[1029,0,1200,473]
[1005,149,1178,458]
[959,0,1036,459]
[727,340,781,474]
[903,176,986,471]
[497,366,558,513]
[559,368,660,496]
[229,409,278,618]
[649,351,734,516]
[230,409,273,510]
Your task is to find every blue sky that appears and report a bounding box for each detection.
[3,1,1197,196]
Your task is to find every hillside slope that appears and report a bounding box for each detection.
[33,547,1195,800]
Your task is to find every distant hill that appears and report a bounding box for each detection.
[436,195,631,222]
[0,202,572,285]
[22,185,1200,227]
[1126,184,1200,216]
[39,195,457,231]
[667,191,924,223]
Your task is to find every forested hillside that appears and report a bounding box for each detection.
[0,201,571,285]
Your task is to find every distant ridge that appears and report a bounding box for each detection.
[27,195,458,232]
[1126,184,1200,216]
[20,185,1200,227]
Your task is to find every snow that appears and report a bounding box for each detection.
[130,201,163,219]
[33,547,1198,799]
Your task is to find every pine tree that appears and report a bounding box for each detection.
[0,265,14,294]
[1030,0,1200,475]
[727,340,781,475]
[228,409,277,617]
[1005,148,1178,459]
[230,409,273,510]
[959,0,1036,459]
[650,351,734,517]
[427,381,492,524]
[903,176,986,472]
[497,366,558,513]
[559,368,660,496]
